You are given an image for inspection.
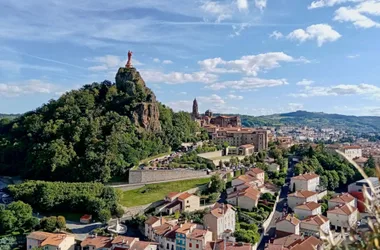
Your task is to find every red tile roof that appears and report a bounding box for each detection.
[288,190,317,199]
[175,223,196,234]
[343,145,361,150]
[301,214,329,226]
[167,192,180,199]
[209,203,234,218]
[291,173,319,181]
[187,229,210,239]
[249,168,265,175]
[329,193,355,204]
[294,202,321,211]
[111,236,136,245]
[28,232,72,247]
[327,204,357,215]
[276,214,300,226]
[81,236,112,249]
[239,144,254,149]
[145,216,160,225]
[289,236,322,250]
[206,240,252,250]
[178,192,194,200]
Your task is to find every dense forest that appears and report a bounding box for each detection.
[290,144,362,190]
[0,68,205,183]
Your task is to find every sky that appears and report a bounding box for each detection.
[1,0,380,116]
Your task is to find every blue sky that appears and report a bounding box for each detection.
[1,0,380,116]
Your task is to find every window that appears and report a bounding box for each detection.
[189,243,192,248]
[196,244,199,248]
[167,244,169,249]
[187,200,189,203]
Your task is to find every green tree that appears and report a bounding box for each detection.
[209,174,225,193]
[0,210,17,233]
[56,216,66,229]
[98,209,111,224]
[6,201,33,229]
[365,155,376,169]
[115,206,125,218]
[40,216,58,232]
[321,203,328,214]
[234,229,260,244]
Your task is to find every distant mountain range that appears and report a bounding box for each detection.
[0,113,19,120]
[238,111,380,133]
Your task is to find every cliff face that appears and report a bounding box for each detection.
[115,67,161,132]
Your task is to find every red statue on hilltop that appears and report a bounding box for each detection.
[126,50,133,68]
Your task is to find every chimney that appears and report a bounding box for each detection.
[122,239,125,244]
[94,233,97,238]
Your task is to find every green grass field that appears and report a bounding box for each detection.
[120,178,210,207]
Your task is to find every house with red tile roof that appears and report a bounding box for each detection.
[81,235,157,250]
[300,214,330,236]
[293,202,321,220]
[266,235,322,250]
[288,190,318,210]
[145,216,167,239]
[275,214,300,237]
[342,145,362,159]
[327,204,358,229]
[290,173,320,192]
[204,203,236,240]
[226,186,260,210]
[27,232,75,250]
[206,240,252,250]
[156,192,201,215]
[328,193,357,209]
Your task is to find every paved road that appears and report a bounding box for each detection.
[257,159,294,250]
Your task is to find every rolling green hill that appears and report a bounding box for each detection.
[238,111,380,133]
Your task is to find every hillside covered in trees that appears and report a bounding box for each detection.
[0,67,206,183]
[239,111,380,133]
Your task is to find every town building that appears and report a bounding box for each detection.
[328,193,357,210]
[288,190,318,210]
[203,203,236,240]
[206,240,252,250]
[268,163,280,172]
[225,144,255,156]
[156,192,201,215]
[145,216,167,240]
[186,229,213,250]
[175,223,204,250]
[266,235,323,250]
[27,232,75,250]
[275,214,300,237]
[290,173,320,192]
[230,168,265,192]
[226,186,260,210]
[348,177,380,197]
[211,127,269,152]
[327,204,358,229]
[81,235,157,250]
[293,202,321,220]
[300,215,330,237]
[191,99,241,128]
[353,157,368,168]
[342,145,362,160]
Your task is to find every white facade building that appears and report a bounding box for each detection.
[290,173,320,192]
[328,193,357,210]
[293,202,321,220]
[203,203,236,240]
[348,177,380,198]
[275,214,300,236]
[288,190,318,210]
[342,146,362,160]
[327,204,358,229]
[300,214,330,237]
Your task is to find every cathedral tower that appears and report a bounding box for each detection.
[192,98,200,119]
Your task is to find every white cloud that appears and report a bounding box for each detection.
[230,23,251,37]
[153,58,160,63]
[287,24,341,46]
[237,0,249,11]
[291,83,380,97]
[87,55,143,71]
[308,0,364,9]
[141,70,218,84]
[179,91,187,95]
[165,100,193,112]
[296,79,314,86]
[347,54,360,59]
[288,103,304,111]
[200,1,232,23]
[269,31,284,39]
[255,0,267,11]
[198,94,226,104]
[334,2,380,29]
[0,60,64,72]
[227,94,244,100]
[163,60,173,64]
[0,79,64,97]
[198,52,307,76]
[206,77,288,90]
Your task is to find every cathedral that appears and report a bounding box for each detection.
[191,98,241,128]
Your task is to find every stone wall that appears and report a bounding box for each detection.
[128,169,208,184]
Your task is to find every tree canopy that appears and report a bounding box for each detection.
[0,78,201,182]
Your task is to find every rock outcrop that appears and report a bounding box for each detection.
[115,67,161,132]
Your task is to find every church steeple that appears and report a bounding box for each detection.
[192,98,200,119]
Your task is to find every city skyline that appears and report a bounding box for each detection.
[1,0,380,116]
